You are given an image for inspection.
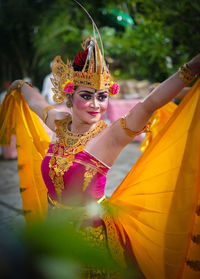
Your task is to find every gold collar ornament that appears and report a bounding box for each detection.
[51,36,119,103]
[54,116,107,152]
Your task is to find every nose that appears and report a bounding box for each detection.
[91,95,99,109]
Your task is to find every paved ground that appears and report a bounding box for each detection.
[0,142,142,230]
[106,142,141,196]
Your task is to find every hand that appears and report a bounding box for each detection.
[6,80,21,95]
[46,108,71,131]
[187,54,200,76]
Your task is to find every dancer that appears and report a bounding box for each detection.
[1,36,200,278]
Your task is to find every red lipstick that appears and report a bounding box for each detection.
[87,112,99,116]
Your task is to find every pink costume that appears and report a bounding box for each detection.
[41,145,109,204]
[41,139,135,270]
[40,117,109,208]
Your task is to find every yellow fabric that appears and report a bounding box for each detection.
[140,101,177,152]
[0,90,50,223]
[107,78,200,278]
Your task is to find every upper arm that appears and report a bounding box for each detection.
[103,102,152,151]
[125,101,153,135]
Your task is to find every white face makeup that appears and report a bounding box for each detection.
[72,86,109,124]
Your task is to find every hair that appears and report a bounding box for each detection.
[72,62,83,72]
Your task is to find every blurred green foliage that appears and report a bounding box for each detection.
[0,0,199,90]
[0,208,140,278]
[0,0,53,88]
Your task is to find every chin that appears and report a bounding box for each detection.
[86,115,102,124]
[88,112,105,121]
[86,117,100,124]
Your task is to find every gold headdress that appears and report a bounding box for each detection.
[51,36,119,103]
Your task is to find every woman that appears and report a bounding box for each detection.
[2,36,200,278]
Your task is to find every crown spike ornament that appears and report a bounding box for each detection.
[51,36,119,103]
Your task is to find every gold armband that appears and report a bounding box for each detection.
[178,63,196,84]
[120,116,149,137]
[17,80,33,90]
[43,105,54,124]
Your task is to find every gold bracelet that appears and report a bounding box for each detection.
[178,63,196,84]
[17,80,33,90]
[120,116,148,137]
[43,105,55,124]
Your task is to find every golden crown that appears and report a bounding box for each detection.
[51,36,117,103]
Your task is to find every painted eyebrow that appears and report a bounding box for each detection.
[78,90,94,94]
[98,91,109,95]
[78,90,108,95]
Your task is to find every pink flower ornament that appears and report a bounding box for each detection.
[61,79,74,95]
[109,82,119,95]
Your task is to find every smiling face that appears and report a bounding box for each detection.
[71,86,109,125]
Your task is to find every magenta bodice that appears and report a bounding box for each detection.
[41,143,109,204]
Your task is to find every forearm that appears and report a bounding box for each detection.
[143,55,200,114]
[8,80,70,131]
[143,72,185,113]
[21,83,50,119]
[125,54,200,133]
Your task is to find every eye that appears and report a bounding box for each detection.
[79,94,92,100]
[98,94,108,101]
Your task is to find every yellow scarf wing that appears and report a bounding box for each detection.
[0,90,50,223]
[107,79,200,279]
[140,101,177,152]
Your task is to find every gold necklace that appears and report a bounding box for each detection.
[48,116,107,201]
[55,116,107,153]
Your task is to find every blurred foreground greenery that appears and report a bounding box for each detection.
[0,205,141,279]
[0,0,199,89]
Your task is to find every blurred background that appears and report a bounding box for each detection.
[0,0,200,93]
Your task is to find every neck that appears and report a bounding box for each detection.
[70,115,97,133]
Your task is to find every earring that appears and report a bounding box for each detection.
[66,100,72,108]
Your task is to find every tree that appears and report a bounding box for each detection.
[0,0,53,89]
[118,0,200,81]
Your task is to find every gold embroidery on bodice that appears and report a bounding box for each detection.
[48,116,107,201]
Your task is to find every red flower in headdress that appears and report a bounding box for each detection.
[109,82,120,95]
[61,79,74,95]
[74,49,88,67]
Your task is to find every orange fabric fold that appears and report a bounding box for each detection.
[107,79,200,279]
[0,90,50,223]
